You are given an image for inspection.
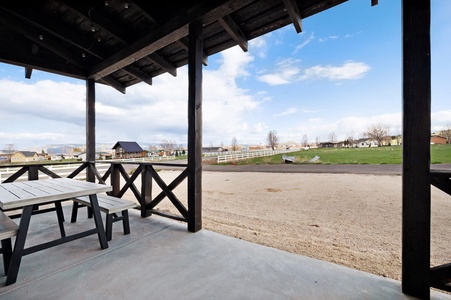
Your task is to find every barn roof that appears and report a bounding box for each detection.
[0,0,357,94]
[112,141,144,152]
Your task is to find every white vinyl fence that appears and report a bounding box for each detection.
[217,149,299,164]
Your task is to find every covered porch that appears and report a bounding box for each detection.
[0,205,449,300]
[0,0,446,299]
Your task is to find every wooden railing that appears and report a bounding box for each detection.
[0,161,189,223]
[430,169,451,292]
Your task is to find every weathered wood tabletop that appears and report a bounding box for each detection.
[0,178,111,210]
[0,178,112,285]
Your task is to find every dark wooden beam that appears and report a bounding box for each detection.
[372,0,379,6]
[218,15,248,52]
[59,1,178,80]
[0,48,88,79]
[99,77,126,94]
[89,0,243,80]
[59,1,129,44]
[0,8,83,66]
[178,37,208,66]
[283,0,303,33]
[4,7,152,87]
[123,66,152,85]
[86,78,96,183]
[0,8,127,90]
[24,67,32,79]
[401,1,431,299]
[148,52,177,77]
[187,21,203,233]
[25,44,38,79]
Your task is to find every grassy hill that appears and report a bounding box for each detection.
[218,144,451,165]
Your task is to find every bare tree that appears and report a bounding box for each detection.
[301,134,308,147]
[439,123,451,143]
[365,123,390,146]
[231,137,238,151]
[328,132,337,143]
[5,144,15,154]
[315,136,321,146]
[346,132,355,147]
[267,130,278,150]
[160,140,176,154]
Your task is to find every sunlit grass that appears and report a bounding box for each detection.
[218,144,451,165]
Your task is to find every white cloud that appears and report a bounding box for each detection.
[257,59,301,85]
[252,122,268,134]
[300,61,371,81]
[319,35,339,42]
[273,107,298,117]
[0,46,267,149]
[250,36,268,58]
[257,60,370,86]
[294,32,315,52]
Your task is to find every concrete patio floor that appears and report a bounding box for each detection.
[0,205,449,300]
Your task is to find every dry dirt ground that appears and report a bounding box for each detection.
[131,170,451,282]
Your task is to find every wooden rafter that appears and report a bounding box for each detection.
[372,0,379,6]
[0,9,82,66]
[57,2,160,84]
[218,15,248,52]
[177,37,208,66]
[283,0,303,33]
[89,0,242,80]
[14,8,152,86]
[0,8,128,93]
[24,43,39,79]
[148,52,176,76]
[58,1,177,78]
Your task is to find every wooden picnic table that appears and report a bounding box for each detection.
[0,178,111,285]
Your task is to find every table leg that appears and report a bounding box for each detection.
[55,201,66,238]
[6,205,33,285]
[89,194,109,249]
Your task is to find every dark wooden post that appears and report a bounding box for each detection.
[141,165,153,217]
[402,1,431,299]
[187,21,203,232]
[111,163,120,196]
[86,78,96,183]
[28,165,39,181]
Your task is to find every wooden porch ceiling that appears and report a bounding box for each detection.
[0,0,359,94]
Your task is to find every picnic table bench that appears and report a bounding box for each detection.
[71,194,136,241]
[0,211,18,275]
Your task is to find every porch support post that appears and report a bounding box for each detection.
[187,21,203,232]
[402,1,431,299]
[86,78,96,183]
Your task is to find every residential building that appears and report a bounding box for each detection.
[10,151,39,163]
[112,141,145,159]
[431,135,447,144]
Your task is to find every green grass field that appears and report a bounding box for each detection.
[219,144,451,165]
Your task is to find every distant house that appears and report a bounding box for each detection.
[76,152,113,161]
[202,147,225,153]
[50,155,65,161]
[390,135,402,146]
[112,141,145,159]
[355,139,378,148]
[0,155,10,163]
[431,135,447,144]
[10,151,39,163]
[318,142,336,148]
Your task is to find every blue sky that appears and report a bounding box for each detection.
[0,0,450,151]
